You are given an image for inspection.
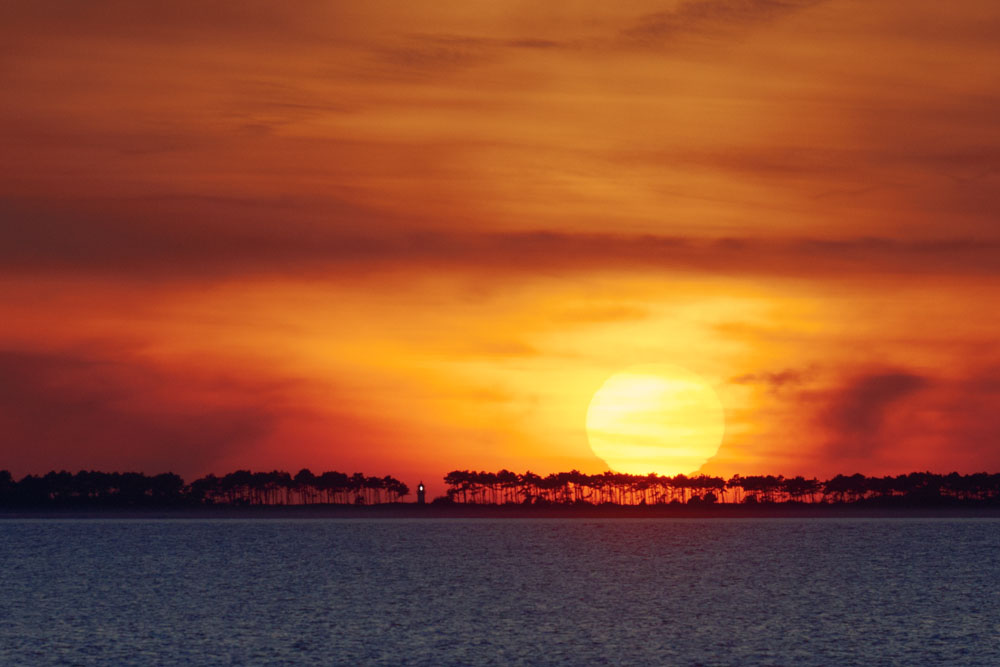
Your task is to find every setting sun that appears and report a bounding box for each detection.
[586,365,725,476]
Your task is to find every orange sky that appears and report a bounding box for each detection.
[2,1,999,494]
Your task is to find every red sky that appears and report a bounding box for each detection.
[2,1,999,493]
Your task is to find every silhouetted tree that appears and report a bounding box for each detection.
[4,467,1000,509]
[294,469,317,504]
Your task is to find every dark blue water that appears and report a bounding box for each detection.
[1,519,998,665]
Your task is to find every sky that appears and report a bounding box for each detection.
[2,0,999,492]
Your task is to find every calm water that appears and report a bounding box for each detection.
[1,518,999,665]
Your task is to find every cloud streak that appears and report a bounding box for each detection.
[3,202,999,282]
[622,0,824,46]
[731,368,806,393]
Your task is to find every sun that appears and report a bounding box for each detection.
[585,364,725,476]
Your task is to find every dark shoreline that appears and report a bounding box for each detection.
[3,503,1000,520]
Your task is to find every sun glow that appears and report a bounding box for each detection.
[586,364,725,476]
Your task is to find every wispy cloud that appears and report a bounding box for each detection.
[3,200,999,281]
[731,368,806,393]
[621,0,824,47]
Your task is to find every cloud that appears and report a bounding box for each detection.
[372,33,569,78]
[0,347,280,476]
[503,38,563,50]
[805,367,1000,473]
[0,1,344,47]
[731,368,805,392]
[3,199,1000,283]
[705,363,1000,476]
[824,371,928,435]
[557,305,650,324]
[818,370,929,461]
[621,0,823,47]
[376,37,496,74]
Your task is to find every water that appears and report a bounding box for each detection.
[1,518,998,665]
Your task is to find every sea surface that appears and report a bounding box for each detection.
[1,518,998,665]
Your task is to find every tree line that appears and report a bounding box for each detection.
[0,469,409,507]
[3,467,1000,508]
[441,470,1000,506]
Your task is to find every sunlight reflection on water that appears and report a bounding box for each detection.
[1,518,998,665]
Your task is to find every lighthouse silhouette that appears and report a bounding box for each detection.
[416,481,426,505]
